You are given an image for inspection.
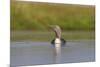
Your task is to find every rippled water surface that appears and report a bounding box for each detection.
[10,40,95,67]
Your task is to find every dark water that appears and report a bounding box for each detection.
[10,40,95,67]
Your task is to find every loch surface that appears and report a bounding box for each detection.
[10,40,95,67]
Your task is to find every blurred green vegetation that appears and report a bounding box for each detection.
[11,31,95,41]
[11,0,95,31]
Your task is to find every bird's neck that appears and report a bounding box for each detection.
[55,31,61,39]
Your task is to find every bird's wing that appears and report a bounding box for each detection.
[61,38,66,46]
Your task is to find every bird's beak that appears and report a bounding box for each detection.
[49,25,55,30]
[49,25,55,28]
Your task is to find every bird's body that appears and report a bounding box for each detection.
[51,38,66,47]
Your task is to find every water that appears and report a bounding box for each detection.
[10,40,95,67]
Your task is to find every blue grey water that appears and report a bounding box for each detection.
[10,40,95,67]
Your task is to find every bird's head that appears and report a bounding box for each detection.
[49,25,61,38]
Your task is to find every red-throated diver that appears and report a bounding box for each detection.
[50,25,66,47]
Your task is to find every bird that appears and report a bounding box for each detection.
[50,25,66,47]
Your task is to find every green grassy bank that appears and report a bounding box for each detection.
[11,0,95,31]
